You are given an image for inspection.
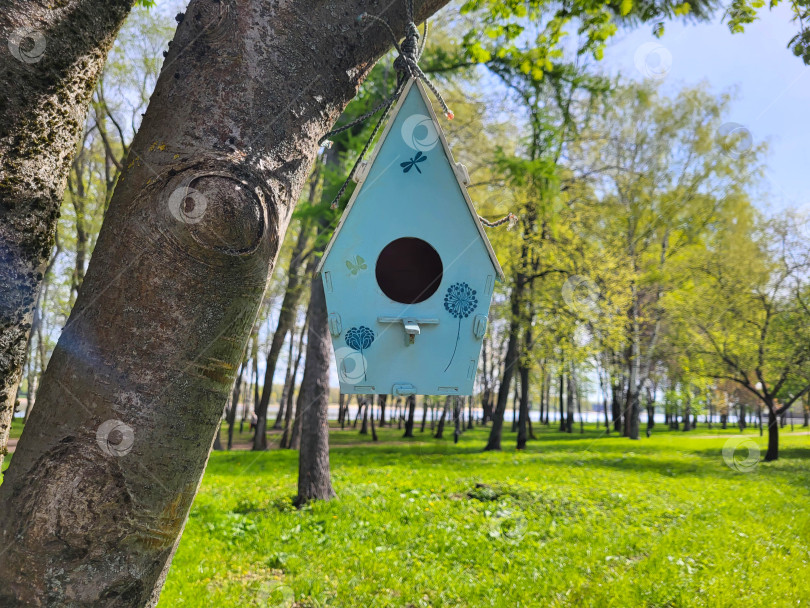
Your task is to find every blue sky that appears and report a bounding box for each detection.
[603,2,809,213]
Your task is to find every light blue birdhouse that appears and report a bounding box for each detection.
[317,78,504,397]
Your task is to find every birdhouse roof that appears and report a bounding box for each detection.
[316,78,504,280]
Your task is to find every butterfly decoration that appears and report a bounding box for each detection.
[401,151,427,174]
[345,255,367,275]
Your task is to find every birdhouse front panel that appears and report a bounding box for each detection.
[318,79,503,396]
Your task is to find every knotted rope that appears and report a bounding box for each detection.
[321,1,453,210]
[321,0,516,230]
[478,213,518,230]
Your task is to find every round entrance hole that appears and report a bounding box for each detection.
[375,237,443,304]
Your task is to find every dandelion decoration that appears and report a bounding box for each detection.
[345,326,375,381]
[401,150,427,174]
[443,282,478,371]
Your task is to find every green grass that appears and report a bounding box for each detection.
[158,424,810,607]
[9,418,24,439]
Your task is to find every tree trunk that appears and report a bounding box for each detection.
[276,330,297,449]
[295,277,335,505]
[227,361,245,450]
[0,2,451,600]
[566,374,574,433]
[403,394,416,438]
[259,220,312,441]
[0,0,136,473]
[420,396,429,432]
[435,396,450,439]
[370,400,378,441]
[559,372,566,431]
[485,269,524,451]
[765,406,779,461]
[516,342,530,449]
[378,393,387,426]
[611,379,622,432]
[683,393,692,432]
[359,397,369,435]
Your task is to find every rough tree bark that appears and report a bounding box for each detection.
[0,0,136,471]
[295,276,335,505]
[0,0,450,604]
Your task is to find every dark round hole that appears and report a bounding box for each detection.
[375,237,443,304]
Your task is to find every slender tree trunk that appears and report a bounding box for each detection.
[403,395,416,438]
[378,394,387,426]
[453,396,462,443]
[765,406,779,461]
[566,373,574,433]
[559,373,567,433]
[272,335,290,430]
[258,220,312,442]
[295,276,335,504]
[420,396,429,432]
[338,393,346,429]
[0,0,137,473]
[511,377,519,433]
[435,396,450,439]
[516,335,530,449]
[227,361,245,450]
[611,377,622,432]
[276,331,297,448]
[485,269,524,451]
[370,399,378,442]
[683,393,692,432]
[359,397,369,435]
[395,397,403,430]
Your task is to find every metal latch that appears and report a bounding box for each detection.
[393,383,416,396]
[378,317,439,345]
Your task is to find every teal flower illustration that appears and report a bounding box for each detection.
[345,326,375,381]
[443,282,478,371]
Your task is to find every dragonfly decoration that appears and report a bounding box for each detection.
[401,151,427,174]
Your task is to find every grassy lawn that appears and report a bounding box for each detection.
[9,418,24,439]
[158,424,810,607]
